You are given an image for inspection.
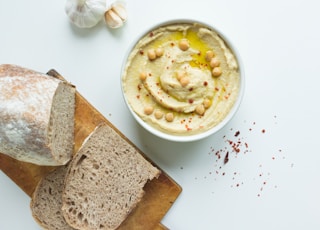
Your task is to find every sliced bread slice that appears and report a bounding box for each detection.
[30,165,76,230]
[61,123,161,230]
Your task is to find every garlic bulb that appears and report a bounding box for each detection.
[104,0,127,29]
[65,0,106,28]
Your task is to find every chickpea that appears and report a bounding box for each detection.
[179,77,190,87]
[144,105,154,115]
[179,39,190,51]
[176,71,185,80]
[165,112,174,122]
[139,72,147,81]
[212,67,222,77]
[154,110,164,119]
[205,50,215,62]
[195,104,205,116]
[203,98,211,109]
[147,49,157,60]
[210,57,220,68]
[155,47,164,57]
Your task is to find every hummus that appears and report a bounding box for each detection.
[122,23,240,136]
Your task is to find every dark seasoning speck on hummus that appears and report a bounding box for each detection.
[122,22,240,136]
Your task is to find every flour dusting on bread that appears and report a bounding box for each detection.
[0,64,75,165]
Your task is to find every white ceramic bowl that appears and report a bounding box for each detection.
[121,19,245,142]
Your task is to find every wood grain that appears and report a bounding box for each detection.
[0,69,181,230]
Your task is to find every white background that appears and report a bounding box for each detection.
[1,0,320,229]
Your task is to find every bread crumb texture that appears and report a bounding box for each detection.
[31,165,76,230]
[62,124,160,230]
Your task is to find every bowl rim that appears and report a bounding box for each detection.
[120,18,245,142]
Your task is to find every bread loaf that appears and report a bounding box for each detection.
[61,123,161,230]
[30,165,76,230]
[0,64,75,166]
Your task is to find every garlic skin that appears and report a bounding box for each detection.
[65,0,106,28]
[104,1,127,29]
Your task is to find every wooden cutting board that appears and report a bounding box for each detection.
[0,69,182,230]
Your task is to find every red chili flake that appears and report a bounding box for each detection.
[228,140,241,153]
[215,87,219,91]
[185,125,192,131]
[203,81,208,86]
[234,131,240,137]
[189,87,193,91]
[148,73,152,76]
[215,151,221,159]
[170,42,175,46]
[224,151,229,164]
[262,129,266,133]
[245,142,248,148]
[222,172,225,176]
[139,50,144,55]
[236,183,240,187]
[149,32,154,37]
[188,99,194,104]
[136,95,140,99]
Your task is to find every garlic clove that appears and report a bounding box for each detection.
[112,4,127,22]
[65,0,106,28]
[105,9,124,29]
[104,0,127,29]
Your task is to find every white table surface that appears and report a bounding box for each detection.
[1,0,320,229]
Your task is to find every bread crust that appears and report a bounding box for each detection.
[0,64,75,165]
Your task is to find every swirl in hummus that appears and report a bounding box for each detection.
[122,23,240,136]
